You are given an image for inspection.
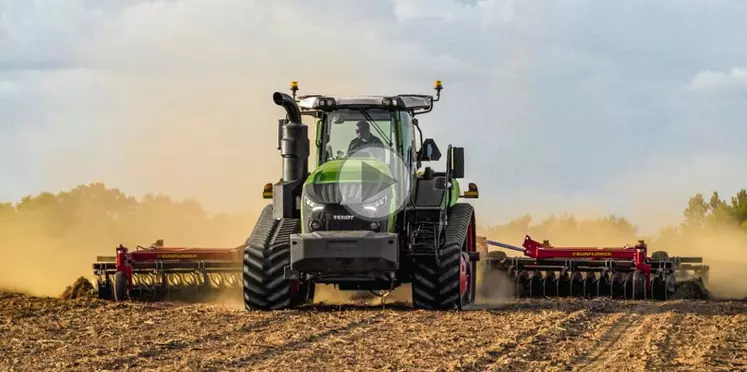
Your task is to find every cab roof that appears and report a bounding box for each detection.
[296,94,433,112]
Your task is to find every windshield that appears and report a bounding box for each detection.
[322,108,395,162]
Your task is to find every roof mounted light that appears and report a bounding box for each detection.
[290,80,299,99]
[382,97,401,109]
[314,97,336,110]
[433,80,443,101]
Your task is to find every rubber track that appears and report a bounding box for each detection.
[411,203,473,310]
[243,204,302,310]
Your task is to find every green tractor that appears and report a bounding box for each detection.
[243,80,481,310]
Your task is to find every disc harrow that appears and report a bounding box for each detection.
[92,240,244,301]
[478,235,710,300]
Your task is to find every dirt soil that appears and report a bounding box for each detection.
[2,290,746,372]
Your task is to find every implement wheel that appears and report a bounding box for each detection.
[113,271,128,301]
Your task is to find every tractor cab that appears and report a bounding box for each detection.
[294,93,430,173]
[281,82,460,228]
[263,81,477,222]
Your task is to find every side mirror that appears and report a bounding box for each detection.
[450,146,465,179]
[418,138,442,162]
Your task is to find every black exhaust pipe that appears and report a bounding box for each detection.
[273,92,302,124]
[272,92,309,219]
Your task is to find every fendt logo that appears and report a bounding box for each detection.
[332,215,355,220]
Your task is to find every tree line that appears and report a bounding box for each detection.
[2,182,746,296]
[1,182,745,253]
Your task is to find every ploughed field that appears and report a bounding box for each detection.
[1,289,746,372]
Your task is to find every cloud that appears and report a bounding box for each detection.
[1,0,747,235]
[685,66,747,94]
[390,0,515,25]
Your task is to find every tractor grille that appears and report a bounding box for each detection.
[318,204,387,231]
[320,204,379,231]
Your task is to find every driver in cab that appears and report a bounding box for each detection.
[347,120,383,155]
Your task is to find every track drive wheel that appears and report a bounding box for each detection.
[411,203,477,310]
[243,204,314,310]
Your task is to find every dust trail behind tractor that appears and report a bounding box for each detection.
[93,240,244,301]
[477,235,710,300]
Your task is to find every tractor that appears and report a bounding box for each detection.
[243,80,481,310]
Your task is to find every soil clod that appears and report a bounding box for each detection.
[60,277,95,300]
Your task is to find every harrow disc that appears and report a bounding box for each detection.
[97,270,243,302]
[543,271,557,297]
[556,270,570,297]
[596,271,611,297]
[528,270,543,298]
[570,271,584,297]
[475,234,710,302]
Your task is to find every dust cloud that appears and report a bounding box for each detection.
[0,191,257,297]
[655,225,747,299]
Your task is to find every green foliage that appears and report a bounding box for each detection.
[479,188,747,249]
[0,182,256,248]
[680,189,747,231]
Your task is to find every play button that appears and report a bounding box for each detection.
[360,161,397,203]
[337,145,412,221]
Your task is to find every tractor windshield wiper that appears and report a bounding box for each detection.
[358,108,392,147]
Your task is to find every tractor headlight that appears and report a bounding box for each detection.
[304,196,324,212]
[362,195,388,212]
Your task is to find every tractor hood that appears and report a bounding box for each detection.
[302,157,402,207]
[305,158,394,185]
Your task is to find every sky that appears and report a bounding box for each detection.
[1,0,747,234]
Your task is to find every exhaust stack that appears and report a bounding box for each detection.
[273,92,309,219]
[273,92,308,184]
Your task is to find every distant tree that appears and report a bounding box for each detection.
[729,189,747,225]
[683,193,709,230]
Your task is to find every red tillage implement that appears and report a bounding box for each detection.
[479,235,709,300]
[93,240,244,301]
